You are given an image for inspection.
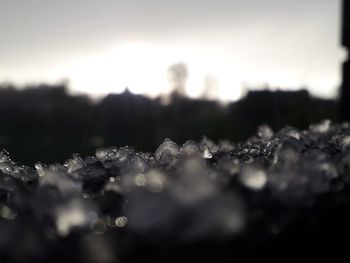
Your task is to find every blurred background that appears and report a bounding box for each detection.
[0,0,345,165]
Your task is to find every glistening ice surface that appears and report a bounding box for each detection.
[0,120,350,262]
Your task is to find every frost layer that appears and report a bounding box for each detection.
[0,120,350,262]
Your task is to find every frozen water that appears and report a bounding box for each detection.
[39,165,81,195]
[257,125,274,140]
[0,149,37,182]
[173,156,218,204]
[155,138,180,167]
[64,153,85,174]
[239,165,267,191]
[180,193,246,240]
[155,138,180,159]
[1,120,350,261]
[0,150,13,174]
[216,156,240,177]
[310,119,331,133]
[115,216,128,227]
[218,140,235,152]
[181,140,200,155]
[282,126,301,140]
[95,147,119,160]
[199,136,219,155]
[334,134,350,150]
[201,143,213,159]
[55,198,92,236]
[0,205,17,220]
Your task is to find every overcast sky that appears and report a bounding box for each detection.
[0,0,344,100]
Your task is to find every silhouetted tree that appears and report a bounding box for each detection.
[167,63,188,96]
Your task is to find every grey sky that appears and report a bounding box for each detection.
[0,0,344,100]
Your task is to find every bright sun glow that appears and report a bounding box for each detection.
[65,43,172,97]
[63,42,247,101]
[4,41,338,102]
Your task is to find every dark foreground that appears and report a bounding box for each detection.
[1,120,350,262]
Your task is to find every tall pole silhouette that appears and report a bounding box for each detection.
[341,0,350,120]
